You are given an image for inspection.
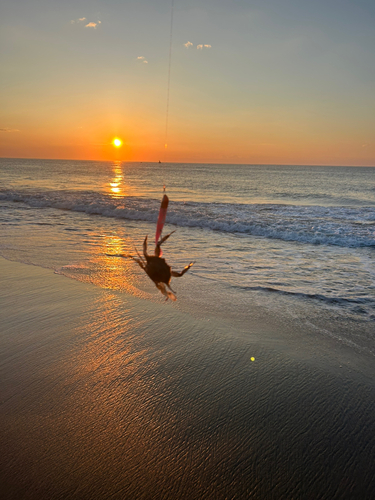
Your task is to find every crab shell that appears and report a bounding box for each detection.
[145,256,172,286]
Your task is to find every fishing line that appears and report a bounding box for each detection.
[164,0,174,163]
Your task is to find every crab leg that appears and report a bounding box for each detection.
[167,282,176,294]
[128,255,146,270]
[171,262,194,277]
[155,230,175,257]
[135,248,146,266]
[106,253,146,270]
[158,230,175,246]
[143,236,149,259]
[156,282,177,302]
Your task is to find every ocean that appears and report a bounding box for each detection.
[1,158,374,352]
[1,158,375,499]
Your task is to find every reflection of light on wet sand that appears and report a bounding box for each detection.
[59,230,157,301]
[67,294,150,384]
[7,287,173,497]
[36,290,202,497]
[4,260,375,499]
[89,233,154,300]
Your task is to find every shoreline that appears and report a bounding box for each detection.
[1,257,375,499]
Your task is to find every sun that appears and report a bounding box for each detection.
[112,138,122,147]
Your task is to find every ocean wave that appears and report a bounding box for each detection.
[237,285,375,317]
[1,189,375,248]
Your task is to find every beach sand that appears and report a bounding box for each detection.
[1,257,375,499]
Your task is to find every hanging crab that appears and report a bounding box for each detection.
[106,192,193,300]
[128,231,193,301]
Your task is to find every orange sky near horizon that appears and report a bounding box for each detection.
[1,0,375,166]
[2,113,373,166]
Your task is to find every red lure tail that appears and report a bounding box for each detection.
[155,193,169,255]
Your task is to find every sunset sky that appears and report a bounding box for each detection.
[1,0,375,165]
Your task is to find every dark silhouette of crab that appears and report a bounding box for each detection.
[128,231,193,301]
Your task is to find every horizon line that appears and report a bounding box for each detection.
[0,156,374,168]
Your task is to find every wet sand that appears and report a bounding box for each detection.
[1,257,375,499]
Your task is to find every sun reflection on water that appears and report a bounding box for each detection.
[59,161,158,299]
[108,162,125,199]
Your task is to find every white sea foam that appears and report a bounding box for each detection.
[1,189,374,248]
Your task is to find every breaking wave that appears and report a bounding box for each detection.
[1,188,374,248]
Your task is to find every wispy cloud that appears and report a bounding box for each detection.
[137,56,148,63]
[184,41,212,50]
[0,128,19,132]
[137,56,145,60]
[71,17,86,24]
[71,17,101,28]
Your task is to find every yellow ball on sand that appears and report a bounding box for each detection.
[251,357,255,362]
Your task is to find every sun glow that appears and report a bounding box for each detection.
[112,138,122,147]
